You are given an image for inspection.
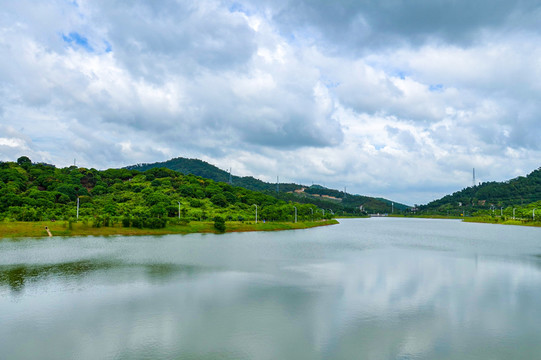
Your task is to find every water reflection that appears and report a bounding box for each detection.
[1,219,541,359]
[0,260,204,293]
[144,263,202,283]
[0,260,115,293]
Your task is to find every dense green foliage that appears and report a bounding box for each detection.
[126,157,408,214]
[0,157,329,228]
[420,167,541,219]
[127,157,303,192]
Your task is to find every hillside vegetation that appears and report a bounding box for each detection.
[127,157,409,214]
[0,157,330,230]
[420,166,541,221]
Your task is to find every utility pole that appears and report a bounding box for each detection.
[294,206,297,223]
[76,197,80,221]
[178,201,181,219]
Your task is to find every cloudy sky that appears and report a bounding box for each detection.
[1,0,540,204]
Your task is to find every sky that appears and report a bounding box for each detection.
[1,0,540,205]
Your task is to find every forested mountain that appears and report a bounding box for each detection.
[421,166,541,214]
[126,157,302,192]
[0,157,327,227]
[126,157,409,213]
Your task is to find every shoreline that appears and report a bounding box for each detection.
[388,214,541,227]
[0,219,339,239]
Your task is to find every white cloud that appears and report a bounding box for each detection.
[0,0,540,204]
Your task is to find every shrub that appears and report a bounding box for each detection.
[132,217,144,229]
[213,216,226,233]
[122,216,131,227]
[144,217,167,229]
[92,216,102,228]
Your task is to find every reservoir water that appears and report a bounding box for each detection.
[1,218,541,359]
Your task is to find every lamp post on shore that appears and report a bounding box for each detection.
[513,208,516,220]
[253,204,258,224]
[294,206,297,223]
[177,201,181,219]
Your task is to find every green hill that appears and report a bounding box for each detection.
[126,157,410,214]
[420,166,541,215]
[0,157,327,227]
[127,157,301,192]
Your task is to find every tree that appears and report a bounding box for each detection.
[17,156,32,166]
[210,193,228,207]
[213,216,226,233]
[150,203,167,218]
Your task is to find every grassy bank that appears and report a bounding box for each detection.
[462,216,541,227]
[0,219,339,239]
[335,215,370,219]
[389,214,541,227]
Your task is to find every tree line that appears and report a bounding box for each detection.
[0,157,331,228]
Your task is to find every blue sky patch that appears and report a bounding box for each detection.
[62,32,93,52]
[395,71,407,80]
[229,2,251,15]
[429,84,444,92]
[104,40,112,53]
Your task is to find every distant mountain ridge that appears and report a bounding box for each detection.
[125,157,410,213]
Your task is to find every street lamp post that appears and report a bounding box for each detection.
[310,208,314,221]
[294,206,297,223]
[513,208,516,220]
[253,204,258,224]
[177,201,181,219]
[76,196,80,221]
[501,207,503,217]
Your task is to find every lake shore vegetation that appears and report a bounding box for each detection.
[0,219,339,238]
[0,157,337,238]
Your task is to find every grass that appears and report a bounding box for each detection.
[462,216,541,227]
[388,214,464,219]
[389,214,541,227]
[0,219,339,239]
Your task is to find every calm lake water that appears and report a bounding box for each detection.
[1,218,541,359]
